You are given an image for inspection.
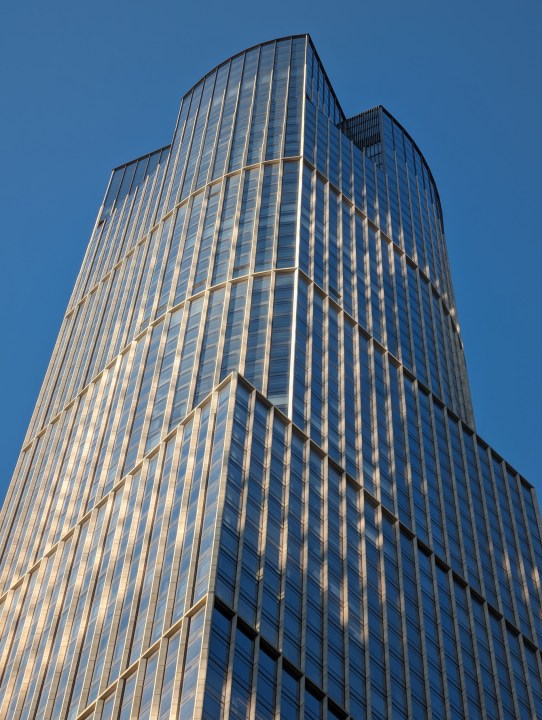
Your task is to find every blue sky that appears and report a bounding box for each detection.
[1,0,541,502]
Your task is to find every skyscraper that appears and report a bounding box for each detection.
[0,32,541,718]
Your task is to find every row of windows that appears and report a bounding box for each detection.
[0,383,232,717]
[214,384,542,671]
[297,168,470,419]
[306,101,456,313]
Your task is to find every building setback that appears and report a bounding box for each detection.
[0,34,541,719]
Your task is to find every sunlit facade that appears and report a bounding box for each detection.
[0,34,541,719]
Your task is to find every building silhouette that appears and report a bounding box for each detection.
[0,34,541,719]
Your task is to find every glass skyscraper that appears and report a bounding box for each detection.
[0,34,541,719]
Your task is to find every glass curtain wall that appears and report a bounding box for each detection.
[0,34,540,720]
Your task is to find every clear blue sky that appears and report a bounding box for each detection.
[1,0,540,503]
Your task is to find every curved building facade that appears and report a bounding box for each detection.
[0,35,541,719]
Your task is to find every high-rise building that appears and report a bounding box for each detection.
[0,34,541,719]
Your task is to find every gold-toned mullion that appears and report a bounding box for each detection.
[112,189,140,267]
[270,160,285,278]
[24,525,83,720]
[349,313,362,483]
[231,391,256,615]
[33,391,90,568]
[301,281,315,437]
[0,572,36,698]
[222,167,246,287]
[155,200,190,319]
[89,245,136,381]
[131,317,170,462]
[169,81,207,212]
[84,335,147,508]
[155,408,202,637]
[50,288,99,423]
[0,435,35,549]
[42,510,102,717]
[127,651,151,720]
[5,409,71,588]
[57,494,117,719]
[199,67,230,193]
[184,287,211,419]
[286,267,299,420]
[216,610,238,720]
[95,461,158,699]
[146,627,175,719]
[445,568,472,719]
[113,445,169,679]
[211,279,232,391]
[237,271,254,377]
[480,599,508,719]
[253,392,274,637]
[187,75,219,201]
[72,481,132,715]
[122,169,153,254]
[0,427,53,591]
[180,383,237,720]
[98,194,133,286]
[3,541,65,714]
[62,284,107,406]
[134,441,190,660]
[260,270,276,399]
[247,165,266,278]
[62,355,122,529]
[276,38,292,162]
[156,302,190,441]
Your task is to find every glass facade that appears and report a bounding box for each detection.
[0,34,540,719]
